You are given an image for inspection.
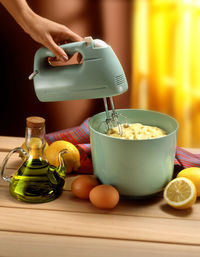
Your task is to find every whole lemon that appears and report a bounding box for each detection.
[177,167,200,196]
[44,140,80,173]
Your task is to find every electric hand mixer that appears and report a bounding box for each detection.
[29,37,128,134]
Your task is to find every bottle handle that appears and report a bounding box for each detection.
[0,147,28,182]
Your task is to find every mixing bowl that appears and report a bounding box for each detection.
[89,109,178,198]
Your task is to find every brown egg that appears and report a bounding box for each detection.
[89,184,119,209]
[71,175,99,199]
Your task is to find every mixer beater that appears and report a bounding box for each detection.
[103,97,128,136]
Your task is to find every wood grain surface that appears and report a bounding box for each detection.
[0,136,200,257]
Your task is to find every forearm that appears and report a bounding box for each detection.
[0,0,36,33]
[0,0,82,60]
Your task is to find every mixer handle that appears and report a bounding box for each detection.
[29,37,94,79]
[43,37,94,60]
[61,41,85,57]
[61,37,94,59]
[36,40,86,60]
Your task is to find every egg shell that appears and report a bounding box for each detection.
[71,175,99,199]
[89,184,119,209]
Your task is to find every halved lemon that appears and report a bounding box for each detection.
[163,177,197,209]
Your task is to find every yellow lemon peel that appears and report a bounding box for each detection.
[177,167,200,196]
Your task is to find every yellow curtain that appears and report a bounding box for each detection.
[131,0,200,147]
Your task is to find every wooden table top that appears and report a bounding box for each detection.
[0,136,200,257]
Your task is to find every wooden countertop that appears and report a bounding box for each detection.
[0,136,200,257]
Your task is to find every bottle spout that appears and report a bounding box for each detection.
[57,149,68,179]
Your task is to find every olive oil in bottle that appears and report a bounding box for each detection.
[3,116,67,203]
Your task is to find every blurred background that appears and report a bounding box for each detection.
[0,0,200,148]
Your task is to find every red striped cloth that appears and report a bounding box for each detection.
[46,119,200,173]
[175,146,200,168]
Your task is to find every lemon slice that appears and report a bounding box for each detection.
[163,177,197,209]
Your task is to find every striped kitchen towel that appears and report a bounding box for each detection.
[46,118,200,173]
[175,146,200,168]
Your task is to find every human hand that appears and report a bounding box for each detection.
[25,14,83,62]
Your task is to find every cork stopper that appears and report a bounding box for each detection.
[26,116,45,128]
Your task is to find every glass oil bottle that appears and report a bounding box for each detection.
[1,116,67,203]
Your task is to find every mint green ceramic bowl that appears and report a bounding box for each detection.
[89,109,178,198]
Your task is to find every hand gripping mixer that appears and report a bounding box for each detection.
[30,37,128,134]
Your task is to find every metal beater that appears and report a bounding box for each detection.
[103,97,127,136]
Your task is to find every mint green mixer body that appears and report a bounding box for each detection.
[32,38,128,101]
